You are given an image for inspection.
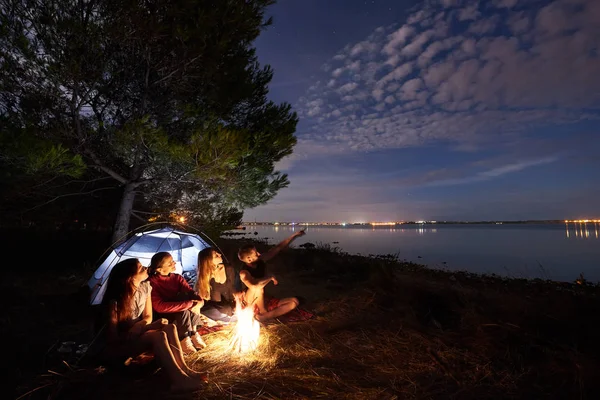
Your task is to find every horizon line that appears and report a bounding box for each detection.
[241,219,600,224]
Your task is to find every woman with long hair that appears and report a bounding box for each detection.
[194,247,237,322]
[102,258,206,392]
[148,252,206,354]
[195,247,227,301]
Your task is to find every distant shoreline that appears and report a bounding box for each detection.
[240,220,598,226]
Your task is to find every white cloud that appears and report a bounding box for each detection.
[350,40,379,57]
[331,68,344,78]
[417,37,461,67]
[347,60,361,72]
[461,38,477,55]
[423,157,559,187]
[372,88,385,102]
[377,62,414,87]
[292,0,600,160]
[382,25,415,55]
[458,3,481,21]
[399,78,424,100]
[401,30,435,57]
[468,15,499,35]
[338,82,359,94]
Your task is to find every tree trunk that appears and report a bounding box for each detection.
[112,182,137,243]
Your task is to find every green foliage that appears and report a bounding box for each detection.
[25,143,86,177]
[0,123,85,178]
[0,0,297,234]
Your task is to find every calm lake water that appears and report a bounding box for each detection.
[226,223,600,283]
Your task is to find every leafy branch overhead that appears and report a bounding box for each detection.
[0,0,297,239]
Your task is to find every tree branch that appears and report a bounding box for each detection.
[130,211,147,223]
[151,54,203,87]
[85,150,128,184]
[131,209,163,215]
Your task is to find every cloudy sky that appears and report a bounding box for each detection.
[244,0,600,223]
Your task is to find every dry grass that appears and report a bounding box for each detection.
[8,233,600,400]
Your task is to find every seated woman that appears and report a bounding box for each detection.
[102,258,206,392]
[195,247,236,323]
[148,252,206,354]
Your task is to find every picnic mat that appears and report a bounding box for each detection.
[197,324,227,335]
[265,297,315,323]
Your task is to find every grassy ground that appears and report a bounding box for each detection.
[7,230,600,400]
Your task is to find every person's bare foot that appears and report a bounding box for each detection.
[191,332,207,350]
[186,370,208,383]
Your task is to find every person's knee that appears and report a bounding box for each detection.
[151,330,169,346]
[165,323,178,335]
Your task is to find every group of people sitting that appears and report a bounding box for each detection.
[100,230,308,392]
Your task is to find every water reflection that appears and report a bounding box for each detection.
[565,222,599,239]
[367,227,439,235]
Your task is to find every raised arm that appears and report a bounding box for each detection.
[261,229,306,263]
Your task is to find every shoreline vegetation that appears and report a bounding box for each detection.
[7,229,600,399]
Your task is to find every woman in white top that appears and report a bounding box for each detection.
[102,258,206,392]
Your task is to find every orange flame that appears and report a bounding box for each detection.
[230,301,260,352]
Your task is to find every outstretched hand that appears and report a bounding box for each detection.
[295,229,306,238]
[233,291,246,307]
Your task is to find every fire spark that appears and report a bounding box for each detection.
[229,300,260,352]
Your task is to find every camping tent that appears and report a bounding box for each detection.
[87,226,212,305]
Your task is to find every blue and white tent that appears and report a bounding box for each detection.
[87,226,212,305]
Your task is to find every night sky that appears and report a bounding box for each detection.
[244,0,600,223]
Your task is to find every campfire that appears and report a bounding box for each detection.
[229,300,260,353]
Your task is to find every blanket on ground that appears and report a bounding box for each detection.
[265,297,315,323]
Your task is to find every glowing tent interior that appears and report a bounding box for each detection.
[87,225,213,305]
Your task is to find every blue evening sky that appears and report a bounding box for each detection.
[244,0,600,223]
